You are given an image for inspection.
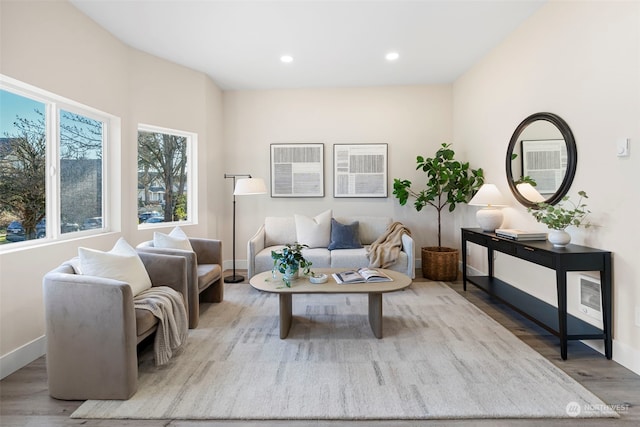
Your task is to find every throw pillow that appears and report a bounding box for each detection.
[328,218,362,250]
[294,209,332,248]
[153,226,194,252]
[78,237,152,296]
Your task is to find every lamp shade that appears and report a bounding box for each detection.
[468,184,508,207]
[516,182,545,203]
[234,178,267,195]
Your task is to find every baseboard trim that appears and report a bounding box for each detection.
[0,335,46,380]
[223,259,247,272]
[610,340,640,375]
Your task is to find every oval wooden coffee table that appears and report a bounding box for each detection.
[249,268,412,339]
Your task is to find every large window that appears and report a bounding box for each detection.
[0,77,111,247]
[137,125,195,226]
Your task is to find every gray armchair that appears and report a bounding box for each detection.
[43,251,188,400]
[137,237,223,328]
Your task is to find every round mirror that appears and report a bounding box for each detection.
[506,112,577,208]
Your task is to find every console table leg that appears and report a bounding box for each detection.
[601,255,613,359]
[279,293,292,339]
[557,269,568,360]
[462,238,468,291]
[369,293,383,339]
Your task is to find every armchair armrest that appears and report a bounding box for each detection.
[43,272,137,399]
[189,238,221,265]
[138,252,188,299]
[136,246,197,324]
[401,232,415,279]
[247,224,266,279]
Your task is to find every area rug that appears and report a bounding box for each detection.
[71,281,618,420]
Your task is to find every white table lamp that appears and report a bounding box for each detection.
[469,184,508,232]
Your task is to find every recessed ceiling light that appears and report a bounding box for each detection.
[280,55,293,63]
[385,52,399,61]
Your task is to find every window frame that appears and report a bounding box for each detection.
[137,123,197,229]
[1,75,117,251]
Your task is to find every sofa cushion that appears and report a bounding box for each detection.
[328,218,362,250]
[153,226,194,252]
[78,238,152,296]
[135,307,158,338]
[300,247,331,268]
[265,217,296,247]
[254,246,285,276]
[329,248,369,269]
[294,209,332,248]
[197,264,222,291]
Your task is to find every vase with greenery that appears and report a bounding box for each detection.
[393,143,484,280]
[529,190,590,247]
[271,242,313,287]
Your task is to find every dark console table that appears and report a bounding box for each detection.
[461,228,612,360]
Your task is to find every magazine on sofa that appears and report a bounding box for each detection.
[333,268,392,284]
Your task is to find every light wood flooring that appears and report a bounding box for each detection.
[1,271,639,426]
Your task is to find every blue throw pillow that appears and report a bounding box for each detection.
[328,218,363,250]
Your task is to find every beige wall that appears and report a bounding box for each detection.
[2,0,638,377]
[0,1,223,376]
[221,85,455,262]
[453,0,640,372]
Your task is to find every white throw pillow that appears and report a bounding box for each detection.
[153,226,194,252]
[78,237,152,296]
[294,209,332,248]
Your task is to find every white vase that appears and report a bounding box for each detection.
[548,229,571,247]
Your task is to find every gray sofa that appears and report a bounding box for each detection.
[248,215,414,279]
[43,251,187,400]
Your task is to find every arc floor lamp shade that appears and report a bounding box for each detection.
[224,174,267,283]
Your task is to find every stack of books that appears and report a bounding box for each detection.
[495,229,547,241]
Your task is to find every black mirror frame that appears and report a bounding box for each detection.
[506,112,577,208]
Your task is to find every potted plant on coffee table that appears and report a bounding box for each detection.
[528,190,590,247]
[271,242,313,287]
[393,143,484,280]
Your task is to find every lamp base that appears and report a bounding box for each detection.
[224,275,245,283]
[476,207,504,232]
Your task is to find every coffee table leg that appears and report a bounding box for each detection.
[368,293,383,339]
[279,293,292,339]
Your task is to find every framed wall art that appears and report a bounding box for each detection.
[270,143,324,197]
[333,143,387,198]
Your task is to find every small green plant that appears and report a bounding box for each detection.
[271,242,312,287]
[529,191,590,230]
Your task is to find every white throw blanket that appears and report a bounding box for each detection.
[134,286,188,366]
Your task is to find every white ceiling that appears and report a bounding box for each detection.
[70,0,546,91]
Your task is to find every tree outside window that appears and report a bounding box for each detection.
[137,127,192,225]
[0,86,106,245]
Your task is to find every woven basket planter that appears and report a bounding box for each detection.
[421,246,459,281]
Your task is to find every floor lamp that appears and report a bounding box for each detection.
[224,174,267,283]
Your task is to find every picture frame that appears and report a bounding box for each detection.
[333,143,388,198]
[270,143,324,197]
